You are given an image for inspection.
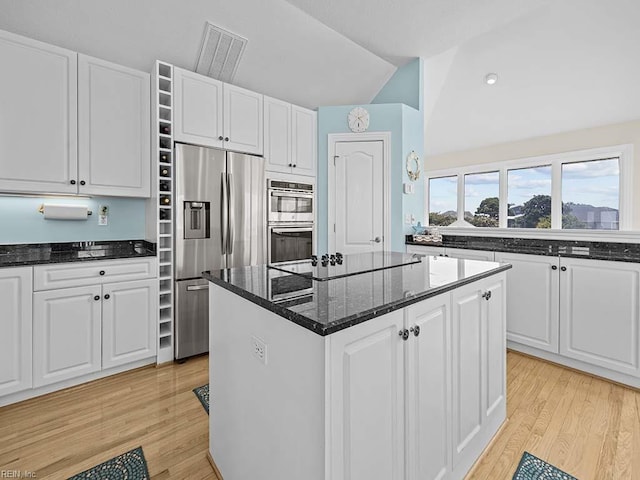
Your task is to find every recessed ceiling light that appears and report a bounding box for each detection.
[485,73,498,85]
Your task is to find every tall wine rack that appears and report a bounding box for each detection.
[154,61,175,364]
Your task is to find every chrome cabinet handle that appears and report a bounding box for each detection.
[218,135,223,141]
[482,291,492,300]
[410,325,420,337]
[551,265,558,270]
[561,266,567,272]
[227,173,234,254]
[187,285,209,291]
[398,329,409,341]
[224,136,229,142]
[94,295,100,301]
[104,294,110,300]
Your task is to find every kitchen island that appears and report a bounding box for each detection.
[203,252,511,480]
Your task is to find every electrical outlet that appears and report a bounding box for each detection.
[98,205,109,226]
[251,335,267,365]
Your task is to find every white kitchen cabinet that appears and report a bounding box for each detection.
[78,54,150,197]
[291,105,316,176]
[33,285,102,387]
[223,83,263,155]
[0,29,78,194]
[495,252,560,353]
[451,275,506,474]
[102,279,157,369]
[263,96,292,174]
[405,296,451,480]
[174,67,224,148]
[173,67,263,155]
[329,310,405,480]
[559,257,640,377]
[0,267,33,397]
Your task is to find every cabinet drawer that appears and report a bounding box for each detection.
[34,258,157,291]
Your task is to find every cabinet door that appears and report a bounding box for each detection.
[0,267,32,397]
[33,286,102,387]
[263,96,292,174]
[291,105,316,176]
[405,296,451,480]
[78,55,150,197]
[560,257,640,376]
[495,252,560,353]
[329,310,405,480]
[446,248,495,261]
[451,282,484,468]
[223,83,263,155]
[0,29,77,194]
[102,279,157,369]
[483,275,506,422]
[173,67,223,148]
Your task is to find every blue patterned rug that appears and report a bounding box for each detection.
[193,383,209,414]
[68,446,149,479]
[513,451,578,479]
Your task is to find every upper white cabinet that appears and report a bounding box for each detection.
[223,83,263,155]
[0,267,33,397]
[78,54,150,197]
[0,29,78,194]
[173,67,263,155]
[173,68,224,148]
[560,257,640,377]
[264,96,316,177]
[0,29,151,197]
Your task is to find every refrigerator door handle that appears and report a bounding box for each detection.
[228,172,234,254]
[221,172,228,254]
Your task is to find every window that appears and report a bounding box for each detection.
[507,166,552,228]
[464,172,499,227]
[428,176,457,226]
[424,145,631,231]
[562,158,619,230]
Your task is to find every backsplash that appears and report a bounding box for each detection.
[0,195,146,244]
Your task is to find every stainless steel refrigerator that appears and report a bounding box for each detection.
[174,143,266,360]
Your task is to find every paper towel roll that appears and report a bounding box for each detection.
[42,204,90,220]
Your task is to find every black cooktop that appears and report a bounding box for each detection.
[268,251,423,281]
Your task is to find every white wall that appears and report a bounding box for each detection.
[425,118,640,229]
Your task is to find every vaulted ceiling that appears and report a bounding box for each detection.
[2,0,639,155]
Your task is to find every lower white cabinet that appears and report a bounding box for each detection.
[329,274,505,480]
[451,276,506,473]
[495,252,560,353]
[0,267,33,396]
[33,285,102,387]
[559,257,640,377]
[102,279,157,369]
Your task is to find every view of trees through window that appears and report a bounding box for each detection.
[464,172,499,227]
[562,158,619,230]
[426,155,622,230]
[507,166,552,228]
[428,176,457,226]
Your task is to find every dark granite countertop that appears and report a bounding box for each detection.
[0,240,156,267]
[203,255,511,336]
[406,234,640,263]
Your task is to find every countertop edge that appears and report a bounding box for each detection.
[203,263,512,337]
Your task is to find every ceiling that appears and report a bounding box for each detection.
[0,0,395,109]
[2,0,639,155]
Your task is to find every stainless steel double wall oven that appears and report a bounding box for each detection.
[267,180,314,264]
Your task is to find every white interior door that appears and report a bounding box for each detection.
[334,141,384,254]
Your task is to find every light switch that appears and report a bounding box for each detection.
[403,183,414,194]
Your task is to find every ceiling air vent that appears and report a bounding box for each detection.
[195,22,247,83]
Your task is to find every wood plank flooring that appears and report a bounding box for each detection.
[1,351,638,479]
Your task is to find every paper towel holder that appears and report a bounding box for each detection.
[37,204,93,216]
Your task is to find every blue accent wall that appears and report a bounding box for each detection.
[372,59,423,111]
[316,58,425,254]
[0,195,146,244]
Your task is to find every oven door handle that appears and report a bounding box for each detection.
[270,191,313,198]
[271,228,313,234]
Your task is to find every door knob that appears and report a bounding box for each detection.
[370,236,381,243]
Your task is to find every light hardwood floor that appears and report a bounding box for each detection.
[1,351,638,479]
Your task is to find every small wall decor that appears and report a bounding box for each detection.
[406,151,421,181]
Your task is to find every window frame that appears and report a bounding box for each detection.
[424,144,634,232]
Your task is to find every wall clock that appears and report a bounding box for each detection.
[348,107,370,133]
